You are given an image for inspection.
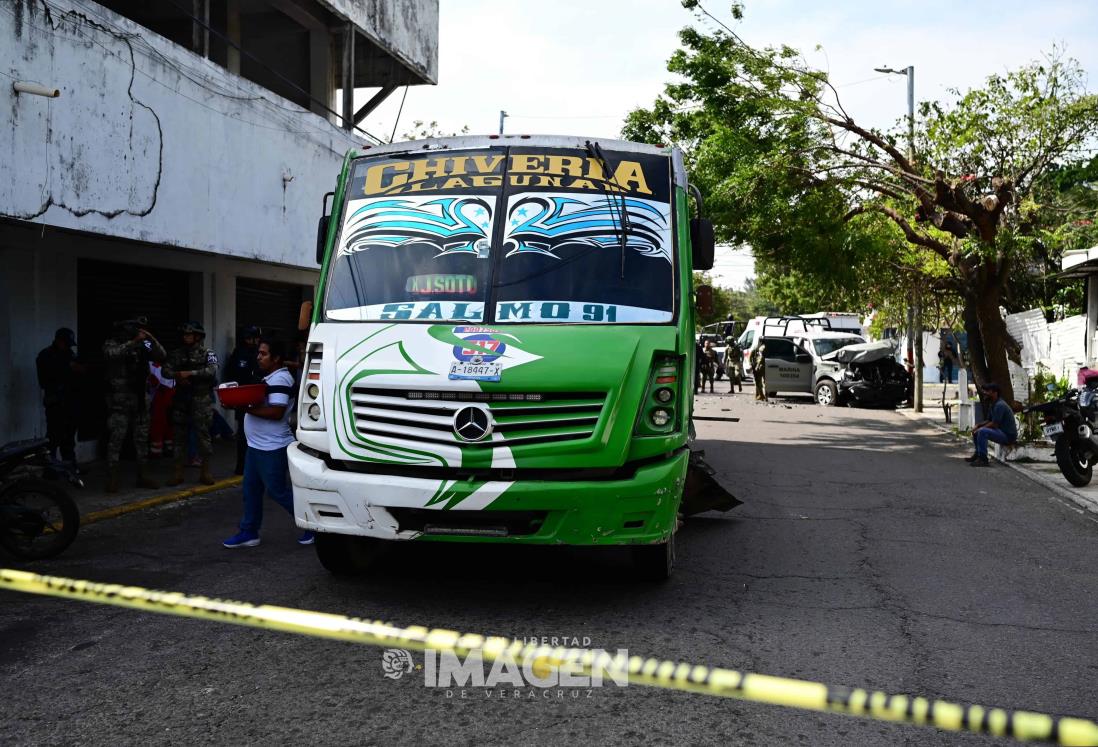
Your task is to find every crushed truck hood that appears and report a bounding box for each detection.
[822,340,897,365]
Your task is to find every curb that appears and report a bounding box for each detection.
[896,408,1098,516]
[82,476,243,525]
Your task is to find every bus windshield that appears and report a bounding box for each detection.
[323,146,675,324]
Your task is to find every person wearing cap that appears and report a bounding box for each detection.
[163,321,219,486]
[967,382,1017,467]
[36,328,82,469]
[103,317,166,491]
[225,325,262,475]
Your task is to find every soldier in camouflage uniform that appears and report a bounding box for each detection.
[163,321,219,486]
[103,317,166,492]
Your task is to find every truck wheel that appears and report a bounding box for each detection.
[631,532,675,581]
[814,380,838,407]
[315,533,383,575]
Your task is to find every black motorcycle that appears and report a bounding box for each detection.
[1024,388,1098,487]
[0,439,81,560]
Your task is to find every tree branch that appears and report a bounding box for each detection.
[822,115,917,174]
[844,203,951,259]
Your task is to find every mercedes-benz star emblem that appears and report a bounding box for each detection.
[453,406,492,442]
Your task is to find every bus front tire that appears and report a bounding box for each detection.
[315,532,383,575]
[631,532,675,581]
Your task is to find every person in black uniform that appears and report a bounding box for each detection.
[225,325,262,475]
[36,328,82,468]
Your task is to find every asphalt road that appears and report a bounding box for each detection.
[3,394,1097,745]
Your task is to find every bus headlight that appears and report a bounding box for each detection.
[650,409,671,427]
[307,403,321,421]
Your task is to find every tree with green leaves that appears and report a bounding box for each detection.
[624,1,1098,402]
[693,273,777,330]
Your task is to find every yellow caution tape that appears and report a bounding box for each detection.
[2,567,1096,745]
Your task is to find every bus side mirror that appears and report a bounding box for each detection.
[316,191,335,265]
[696,284,714,316]
[691,218,714,271]
[315,216,329,265]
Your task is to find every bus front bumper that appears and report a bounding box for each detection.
[287,443,687,545]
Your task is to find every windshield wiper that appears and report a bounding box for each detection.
[584,140,631,279]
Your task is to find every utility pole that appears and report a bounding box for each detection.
[876,65,921,411]
[498,110,508,135]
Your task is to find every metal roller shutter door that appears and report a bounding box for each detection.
[75,258,193,444]
[235,277,311,345]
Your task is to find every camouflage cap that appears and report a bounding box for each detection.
[180,320,206,336]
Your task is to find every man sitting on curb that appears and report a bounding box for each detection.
[966,382,1018,467]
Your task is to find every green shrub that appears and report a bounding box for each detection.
[1019,365,1070,441]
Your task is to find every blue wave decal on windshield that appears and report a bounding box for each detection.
[342,198,493,258]
[503,195,670,262]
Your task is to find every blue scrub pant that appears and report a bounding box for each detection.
[239,445,294,533]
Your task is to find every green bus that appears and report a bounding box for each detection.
[289,135,733,579]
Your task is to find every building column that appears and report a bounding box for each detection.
[192,0,209,58]
[226,0,241,74]
[212,264,237,361]
[310,29,333,122]
[341,23,354,131]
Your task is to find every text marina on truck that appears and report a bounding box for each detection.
[289,135,736,580]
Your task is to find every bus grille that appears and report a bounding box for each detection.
[348,387,606,449]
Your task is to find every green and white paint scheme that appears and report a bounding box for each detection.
[289,135,702,551]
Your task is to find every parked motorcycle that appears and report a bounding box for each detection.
[1024,386,1098,487]
[0,439,81,560]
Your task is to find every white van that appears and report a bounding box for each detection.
[734,316,766,373]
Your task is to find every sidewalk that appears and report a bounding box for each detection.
[73,438,241,524]
[897,405,1098,517]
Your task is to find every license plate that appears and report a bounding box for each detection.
[448,361,502,382]
[1043,423,1064,437]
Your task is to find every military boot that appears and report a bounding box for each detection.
[105,465,120,494]
[136,465,160,490]
[166,454,185,487]
[199,458,215,486]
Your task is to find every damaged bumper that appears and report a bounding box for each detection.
[288,443,696,545]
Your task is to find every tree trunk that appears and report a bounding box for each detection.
[961,297,989,388]
[974,288,1016,404]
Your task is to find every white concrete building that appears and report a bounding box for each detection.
[1,0,438,452]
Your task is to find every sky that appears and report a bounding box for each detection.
[358,0,1098,289]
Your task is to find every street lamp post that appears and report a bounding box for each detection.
[874,65,914,161]
[875,65,923,412]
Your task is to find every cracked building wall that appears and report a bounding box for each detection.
[0,0,436,450]
[1,0,361,265]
